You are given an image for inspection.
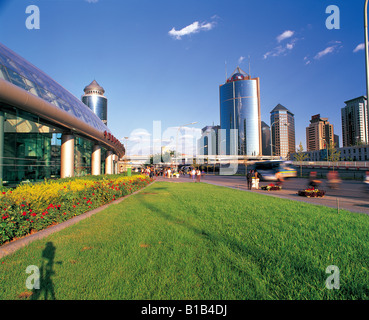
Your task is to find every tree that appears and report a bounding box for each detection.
[327,142,341,171]
[294,142,308,177]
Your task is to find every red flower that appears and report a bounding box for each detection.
[22,212,27,216]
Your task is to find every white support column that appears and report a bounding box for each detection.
[60,134,75,178]
[105,150,113,175]
[91,144,101,176]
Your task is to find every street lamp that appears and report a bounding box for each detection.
[365,0,369,107]
[176,121,198,165]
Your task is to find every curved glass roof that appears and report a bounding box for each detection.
[0,42,110,134]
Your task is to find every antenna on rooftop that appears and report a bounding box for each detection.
[225,61,228,81]
[248,55,251,79]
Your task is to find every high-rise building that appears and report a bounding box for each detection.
[198,125,220,155]
[334,134,340,148]
[219,67,261,156]
[270,104,295,158]
[341,96,368,147]
[261,121,271,156]
[82,80,108,125]
[306,114,334,151]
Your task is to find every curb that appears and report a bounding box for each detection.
[0,180,156,259]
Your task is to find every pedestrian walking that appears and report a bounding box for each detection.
[246,170,253,190]
[196,169,201,182]
[191,168,196,181]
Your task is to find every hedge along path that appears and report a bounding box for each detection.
[0,180,156,259]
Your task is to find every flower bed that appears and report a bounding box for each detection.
[297,188,325,198]
[261,184,282,191]
[0,174,153,245]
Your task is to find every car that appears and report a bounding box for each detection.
[254,160,297,181]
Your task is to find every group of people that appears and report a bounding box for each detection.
[189,168,203,182]
[141,166,204,181]
[144,167,176,178]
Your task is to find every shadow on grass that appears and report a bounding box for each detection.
[31,242,61,300]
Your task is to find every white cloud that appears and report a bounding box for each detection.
[277,30,295,43]
[85,0,99,3]
[286,43,294,50]
[304,56,311,65]
[238,56,246,64]
[263,31,299,59]
[354,43,365,53]
[263,41,296,59]
[168,20,215,40]
[314,46,337,59]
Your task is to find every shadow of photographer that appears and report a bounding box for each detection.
[31,242,61,300]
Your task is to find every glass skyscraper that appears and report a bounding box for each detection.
[82,80,108,125]
[219,67,261,156]
[341,96,368,147]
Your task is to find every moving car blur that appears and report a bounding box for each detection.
[254,161,297,181]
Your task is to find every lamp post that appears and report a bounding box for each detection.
[176,121,198,165]
[365,0,369,108]
[121,136,129,172]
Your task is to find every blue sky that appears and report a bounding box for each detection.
[0,0,366,155]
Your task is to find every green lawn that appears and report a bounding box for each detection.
[1,181,369,300]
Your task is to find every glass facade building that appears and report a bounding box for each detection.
[0,42,124,186]
[341,96,368,147]
[219,67,261,156]
[82,80,108,125]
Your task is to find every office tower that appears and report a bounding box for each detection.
[199,125,220,155]
[341,96,368,147]
[306,114,334,151]
[334,134,340,148]
[82,80,108,125]
[261,121,271,155]
[270,104,295,158]
[219,67,261,156]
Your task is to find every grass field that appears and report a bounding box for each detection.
[1,181,369,300]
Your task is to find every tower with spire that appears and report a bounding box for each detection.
[81,80,108,125]
[219,66,261,156]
